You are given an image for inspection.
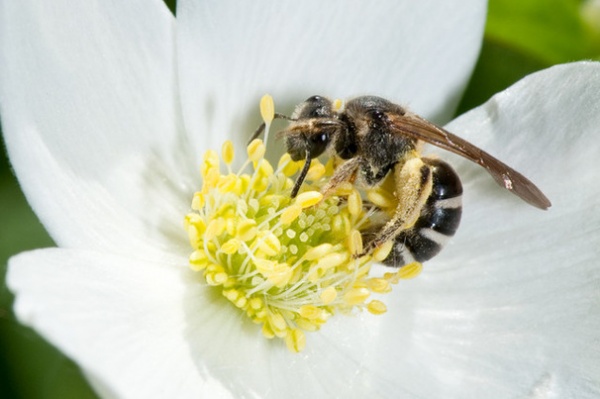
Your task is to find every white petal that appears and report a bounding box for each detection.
[177,0,486,156]
[9,249,410,398]
[8,249,240,398]
[338,62,600,397]
[0,0,193,257]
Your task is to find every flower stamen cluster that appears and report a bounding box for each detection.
[184,115,421,352]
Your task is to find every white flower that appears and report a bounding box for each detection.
[2,1,599,398]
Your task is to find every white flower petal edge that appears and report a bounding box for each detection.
[8,63,600,398]
[177,0,487,157]
[8,249,239,399]
[0,0,191,258]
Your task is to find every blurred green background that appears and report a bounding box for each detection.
[1,0,598,397]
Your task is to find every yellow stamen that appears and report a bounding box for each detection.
[280,204,303,225]
[185,136,413,353]
[372,240,394,262]
[285,329,306,353]
[305,243,334,260]
[306,160,326,181]
[295,191,323,208]
[260,94,275,144]
[367,188,396,209]
[348,229,363,255]
[343,287,370,305]
[222,140,234,165]
[347,190,363,217]
[367,300,387,315]
[247,139,266,163]
[366,278,391,293]
[320,286,337,304]
[398,262,423,279]
[260,94,275,124]
[278,153,299,177]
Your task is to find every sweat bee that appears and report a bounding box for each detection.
[251,95,551,267]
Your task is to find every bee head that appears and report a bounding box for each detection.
[283,95,339,161]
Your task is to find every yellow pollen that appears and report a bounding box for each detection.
[191,192,204,210]
[372,240,394,262]
[348,229,363,255]
[236,219,258,242]
[347,190,363,217]
[367,188,396,209]
[366,278,391,293]
[222,140,234,165]
[334,181,355,196]
[185,136,415,353]
[260,94,275,124]
[285,329,306,353]
[259,94,275,144]
[295,191,323,208]
[220,238,240,255]
[299,305,324,320]
[278,153,300,177]
[247,139,266,163]
[343,287,370,305]
[333,98,343,111]
[367,300,387,315]
[398,262,423,279]
[305,243,334,260]
[280,204,303,225]
[317,252,348,270]
[256,232,282,256]
[306,160,326,181]
[320,286,337,304]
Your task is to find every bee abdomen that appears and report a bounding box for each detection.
[382,158,462,267]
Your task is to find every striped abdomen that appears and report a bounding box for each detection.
[382,158,462,267]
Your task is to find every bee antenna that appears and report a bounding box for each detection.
[248,113,295,145]
[249,123,266,144]
[291,146,312,198]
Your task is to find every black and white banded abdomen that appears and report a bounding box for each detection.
[382,158,462,267]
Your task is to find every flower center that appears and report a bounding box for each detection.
[184,96,421,352]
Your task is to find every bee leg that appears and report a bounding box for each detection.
[319,157,361,200]
[359,158,433,256]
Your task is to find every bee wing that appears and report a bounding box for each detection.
[389,113,551,209]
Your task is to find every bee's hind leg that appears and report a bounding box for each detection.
[359,157,433,257]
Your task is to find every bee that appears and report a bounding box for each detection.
[251,95,551,267]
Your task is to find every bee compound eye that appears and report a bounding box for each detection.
[308,132,330,157]
[370,109,385,121]
[367,109,387,129]
[311,132,329,144]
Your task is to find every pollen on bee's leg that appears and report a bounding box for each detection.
[185,123,406,353]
